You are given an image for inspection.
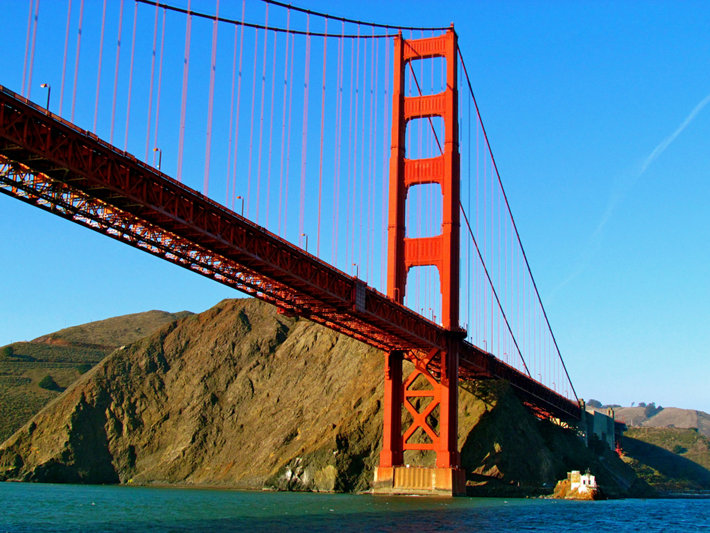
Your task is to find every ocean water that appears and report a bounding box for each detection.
[0,483,708,532]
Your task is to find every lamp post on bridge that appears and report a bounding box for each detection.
[40,83,51,111]
[153,147,162,171]
[236,196,244,217]
[300,233,308,253]
[352,263,359,278]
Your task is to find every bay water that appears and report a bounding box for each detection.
[1,482,708,532]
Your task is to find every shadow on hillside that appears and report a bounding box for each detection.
[623,437,710,490]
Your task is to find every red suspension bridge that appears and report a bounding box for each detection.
[1,0,580,495]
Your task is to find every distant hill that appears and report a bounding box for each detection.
[0,310,192,442]
[587,404,710,494]
[614,406,710,439]
[0,299,649,497]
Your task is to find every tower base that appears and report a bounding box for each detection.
[373,466,466,497]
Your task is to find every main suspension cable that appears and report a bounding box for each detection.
[457,45,578,401]
[136,0,400,38]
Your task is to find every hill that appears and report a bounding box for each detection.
[615,407,710,439]
[0,299,649,497]
[0,310,192,442]
[592,404,710,494]
[622,427,710,494]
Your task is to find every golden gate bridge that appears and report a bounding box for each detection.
[1,0,579,495]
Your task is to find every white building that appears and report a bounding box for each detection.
[569,470,597,494]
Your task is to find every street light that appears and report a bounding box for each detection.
[236,195,244,217]
[153,147,162,170]
[40,83,51,111]
[352,263,359,278]
[300,233,308,253]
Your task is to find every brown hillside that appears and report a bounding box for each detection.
[0,310,192,442]
[0,299,648,496]
[32,310,193,349]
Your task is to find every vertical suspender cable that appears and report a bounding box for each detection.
[332,22,345,266]
[265,28,278,228]
[93,0,107,133]
[230,0,246,211]
[283,23,296,235]
[316,20,328,257]
[255,7,269,222]
[22,0,34,97]
[358,37,368,275]
[144,1,159,161]
[27,0,40,101]
[60,0,72,115]
[283,30,295,236]
[476,111,480,341]
[123,1,137,151]
[203,0,220,197]
[344,31,356,268]
[70,0,84,123]
[349,25,361,268]
[177,0,192,182]
[152,8,166,168]
[246,25,259,217]
[298,15,312,245]
[225,23,239,206]
[110,0,124,144]
[467,68,472,342]
[277,8,290,232]
[368,32,378,281]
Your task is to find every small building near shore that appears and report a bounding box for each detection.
[569,470,597,494]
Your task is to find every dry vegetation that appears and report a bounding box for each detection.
[0,310,192,443]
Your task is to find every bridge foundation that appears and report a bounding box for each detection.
[373,466,466,496]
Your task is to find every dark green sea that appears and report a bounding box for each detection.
[1,483,708,532]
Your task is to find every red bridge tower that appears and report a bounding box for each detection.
[374,28,466,496]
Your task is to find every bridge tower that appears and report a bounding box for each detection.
[374,28,466,496]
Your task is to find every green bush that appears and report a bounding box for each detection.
[38,375,61,391]
[0,346,14,360]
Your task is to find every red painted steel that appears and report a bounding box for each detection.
[382,30,462,469]
[0,84,580,428]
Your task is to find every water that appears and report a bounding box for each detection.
[0,483,708,532]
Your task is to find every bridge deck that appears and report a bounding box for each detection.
[0,85,580,421]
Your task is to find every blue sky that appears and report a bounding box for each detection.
[1,1,709,413]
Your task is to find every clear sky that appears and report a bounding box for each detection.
[1,1,709,413]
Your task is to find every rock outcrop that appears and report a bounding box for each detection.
[0,299,649,496]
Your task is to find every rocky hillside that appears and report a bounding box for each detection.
[0,299,649,496]
[0,310,192,442]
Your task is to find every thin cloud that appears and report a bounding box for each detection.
[550,92,710,298]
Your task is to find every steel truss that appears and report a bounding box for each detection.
[0,84,580,422]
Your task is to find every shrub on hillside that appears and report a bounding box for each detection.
[644,402,663,418]
[0,346,14,360]
[38,375,61,391]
